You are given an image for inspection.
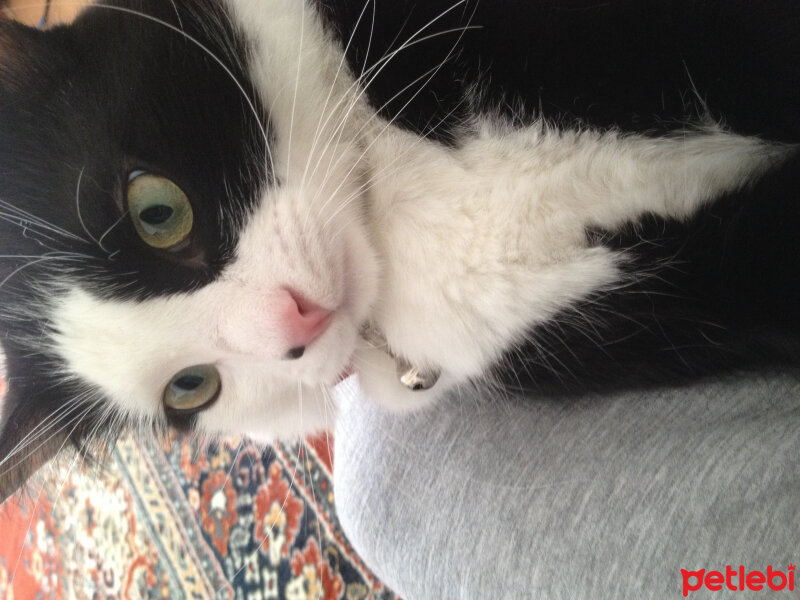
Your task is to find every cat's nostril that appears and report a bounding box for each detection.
[292,291,325,317]
[286,347,306,360]
[280,288,333,352]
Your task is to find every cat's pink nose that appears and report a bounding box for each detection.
[280,288,333,357]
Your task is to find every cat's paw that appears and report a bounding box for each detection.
[352,346,450,413]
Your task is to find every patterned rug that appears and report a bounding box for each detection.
[0,427,400,600]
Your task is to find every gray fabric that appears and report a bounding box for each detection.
[333,371,800,599]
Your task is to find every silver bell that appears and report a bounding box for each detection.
[360,323,441,391]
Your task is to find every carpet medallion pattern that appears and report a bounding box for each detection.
[0,431,399,600]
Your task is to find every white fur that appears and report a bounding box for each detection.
[47,0,796,435]
[351,120,790,411]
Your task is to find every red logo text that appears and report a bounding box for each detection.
[681,565,796,597]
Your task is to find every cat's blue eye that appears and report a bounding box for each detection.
[163,365,221,413]
[127,171,193,250]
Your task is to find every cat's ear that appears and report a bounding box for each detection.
[0,19,70,97]
[0,354,68,503]
[0,19,44,70]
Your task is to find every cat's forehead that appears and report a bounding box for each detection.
[0,0,274,301]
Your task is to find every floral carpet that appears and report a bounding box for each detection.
[0,427,400,600]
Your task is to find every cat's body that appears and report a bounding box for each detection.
[1,0,798,498]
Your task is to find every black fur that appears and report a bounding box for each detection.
[318,0,800,141]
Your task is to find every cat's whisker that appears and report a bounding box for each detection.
[296,0,378,180]
[303,0,475,192]
[311,13,477,220]
[320,387,338,477]
[74,166,110,254]
[48,433,85,517]
[305,13,477,198]
[322,99,466,239]
[0,253,85,293]
[9,481,44,589]
[0,253,77,259]
[322,79,466,237]
[88,4,273,172]
[83,401,117,454]
[296,0,473,226]
[321,384,336,415]
[274,384,303,517]
[217,447,268,594]
[224,440,244,490]
[350,350,402,375]
[296,389,324,559]
[299,0,376,234]
[284,0,306,187]
[312,28,467,190]
[0,400,94,487]
[51,398,109,507]
[96,210,129,253]
[218,419,306,595]
[1,217,60,247]
[0,199,91,245]
[318,390,335,557]
[95,407,122,462]
[6,390,89,448]
[0,399,85,468]
[167,0,184,34]
[305,32,473,226]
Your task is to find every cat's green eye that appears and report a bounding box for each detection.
[127,172,193,250]
[163,365,221,413]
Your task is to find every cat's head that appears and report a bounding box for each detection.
[0,0,378,499]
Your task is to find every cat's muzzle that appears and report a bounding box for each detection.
[359,323,441,391]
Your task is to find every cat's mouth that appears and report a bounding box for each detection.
[337,366,354,383]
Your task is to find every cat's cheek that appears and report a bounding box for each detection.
[194,378,330,441]
[340,223,381,327]
[293,315,361,384]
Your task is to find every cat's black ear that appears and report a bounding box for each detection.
[0,19,70,98]
[0,362,69,503]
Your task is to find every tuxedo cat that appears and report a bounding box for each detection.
[1,0,798,499]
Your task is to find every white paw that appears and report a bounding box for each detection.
[353,346,450,413]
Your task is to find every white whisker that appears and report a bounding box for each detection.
[285,0,306,184]
[303,10,477,207]
[0,253,84,291]
[88,4,273,172]
[0,199,91,245]
[308,6,478,222]
[299,0,376,231]
[96,210,129,251]
[74,167,109,253]
[314,20,476,225]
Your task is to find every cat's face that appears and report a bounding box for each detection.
[0,0,378,497]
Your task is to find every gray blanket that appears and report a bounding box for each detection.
[334,371,799,599]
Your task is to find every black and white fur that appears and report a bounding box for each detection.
[1,0,798,498]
